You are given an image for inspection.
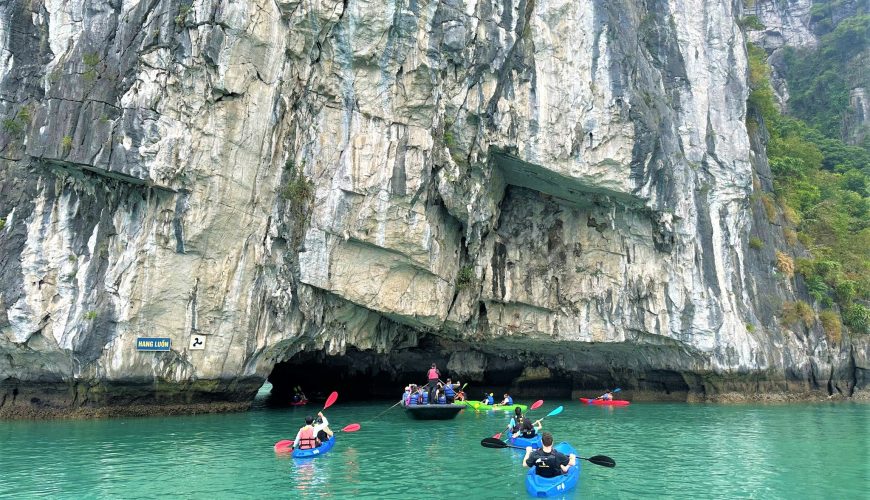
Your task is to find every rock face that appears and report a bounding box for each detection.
[0,0,866,417]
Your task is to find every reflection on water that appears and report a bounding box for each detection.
[1,399,868,499]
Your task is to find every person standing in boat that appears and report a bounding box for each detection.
[523,432,576,478]
[426,363,441,402]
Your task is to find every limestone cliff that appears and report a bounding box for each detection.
[0,0,865,417]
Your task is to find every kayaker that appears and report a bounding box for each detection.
[523,432,576,478]
[426,363,441,401]
[443,379,458,403]
[481,392,495,405]
[291,416,319,450]
[313,411,333,443]
[498,393,513,405]
[507,406,526,436]
[516,417,541,438]
[596,390,613,401]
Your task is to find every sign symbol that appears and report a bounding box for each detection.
[193,337,203,347]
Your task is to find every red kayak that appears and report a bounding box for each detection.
[290,399,308,406]
[580,398,630,406]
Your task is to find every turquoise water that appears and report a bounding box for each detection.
[1,389,867,499]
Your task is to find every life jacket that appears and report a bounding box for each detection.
[444,384,456,397]
[486,395,494,405]
[437,394,447,404]
[297,426,316,450]
[505,396,513,404]
[421,392,429,404]
[427,368,439,380]
[409,393,419,405]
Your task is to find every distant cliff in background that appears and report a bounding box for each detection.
[0,0,866,418]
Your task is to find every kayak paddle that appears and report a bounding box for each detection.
[323,391,339,409]
[479,438,616,468]
[493,400,544,439]
[532,405,563,425]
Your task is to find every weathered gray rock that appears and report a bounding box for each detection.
[0,0,866,417]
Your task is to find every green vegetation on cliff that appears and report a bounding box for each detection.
[746,22,869,334]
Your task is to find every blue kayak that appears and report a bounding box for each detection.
[291,436,335,459]
[510,434,543,449]
[524,442,580,497]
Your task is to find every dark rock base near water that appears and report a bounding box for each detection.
[2,341,866,419]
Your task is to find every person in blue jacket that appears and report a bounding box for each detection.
[481,392,495,405]
[443,379,458,403]
[408,388,419,406]
[498,393,514,405]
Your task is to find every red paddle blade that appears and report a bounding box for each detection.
[274,439,293,453]
[492,432,502,439]
[323,391,339,409]
[342,423,361,432]
[530,400,544,411]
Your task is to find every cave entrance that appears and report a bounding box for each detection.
[264,341,578,405]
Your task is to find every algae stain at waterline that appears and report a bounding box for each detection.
[136,338,171,351]
[0,399,867,499]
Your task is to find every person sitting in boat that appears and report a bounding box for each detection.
[455,386,466,401]
[435,387,447,404]
[523,432,576,478]
[516,416,541,438]
[291,416,319,450]
[417,386,429,404]
[408,387,420,406]
[402,385,412,405]
[596,390,613,401]
[481,392,495,405]
[498,393,513,406]
[507,406,526,436]
[443,379,459,403]
[313,411,333,443]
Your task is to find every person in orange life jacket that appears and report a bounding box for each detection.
[481,392,495,405]
[426,363,440,401]
[455,387,466,401]
[498,393,513,405]
[516,416,541,438]
[523,432,575,478]
[442,378,459,403]
[292,416,319,450]
[596,390,613,401]
[313,411,333,443]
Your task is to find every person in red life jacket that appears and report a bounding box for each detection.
[426,363,440,402]
[523,432,575,478]
[292,416,319,450]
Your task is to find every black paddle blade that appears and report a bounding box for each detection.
[481,437,509,449]
[585,455,616,468]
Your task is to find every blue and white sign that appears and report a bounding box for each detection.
[137,337,171,351]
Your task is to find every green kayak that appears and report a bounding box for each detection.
[464,401,528,412]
